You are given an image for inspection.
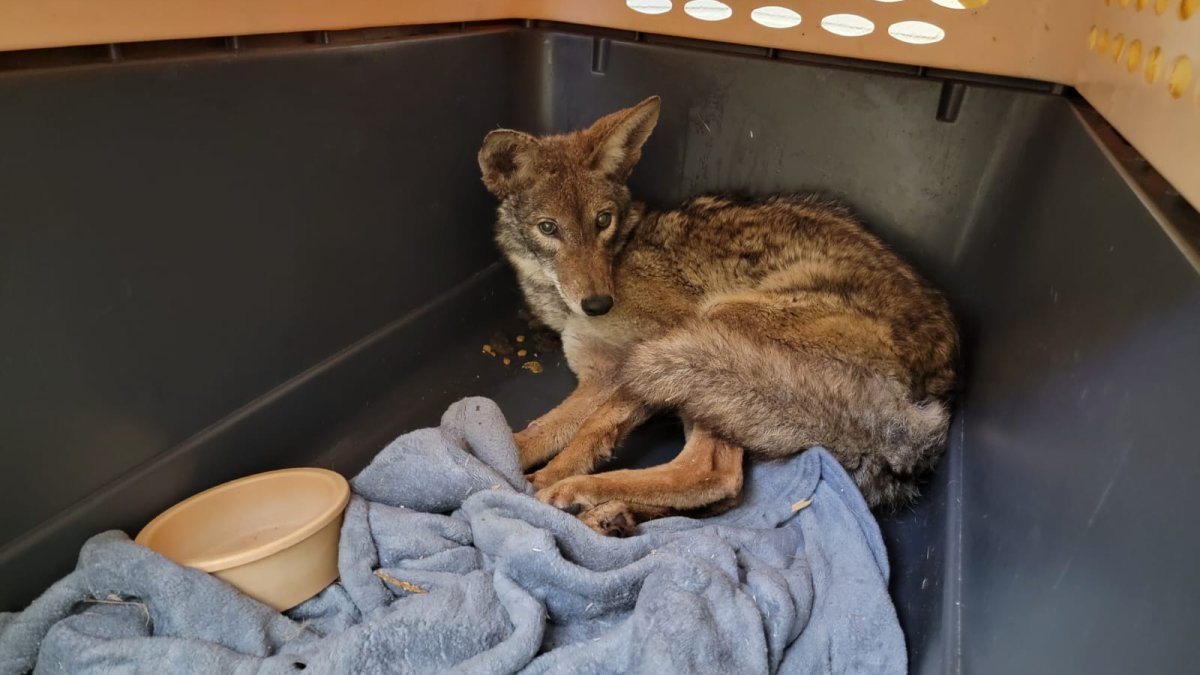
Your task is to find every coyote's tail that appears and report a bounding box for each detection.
[622,324,949,508]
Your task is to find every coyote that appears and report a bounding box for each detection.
[478,96,958,536]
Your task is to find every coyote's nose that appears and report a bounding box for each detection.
[581,295,614,316]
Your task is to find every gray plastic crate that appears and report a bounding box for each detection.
[2,25,1198,674]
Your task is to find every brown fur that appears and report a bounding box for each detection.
[479,96,959,535]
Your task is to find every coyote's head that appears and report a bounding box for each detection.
[478,96,660,317]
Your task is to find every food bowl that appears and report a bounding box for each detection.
[135,467,350,611]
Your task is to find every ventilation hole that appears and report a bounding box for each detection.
[1167,56,1193,98]
[931,0,990,7]
[751,6,802,28]
[1097,28,1111,53]
[1110,34,1126,63]
[889,20,947,44]
[292,663,307,671]
[684,0,733,21]
[1155,0,1170,14]
[1088,25,1100,50]
[1127,39,1143,72]
[627,0,673,14]
[821,13,875,36]
[1183,0,1198,18]
[1146,46,1164,83]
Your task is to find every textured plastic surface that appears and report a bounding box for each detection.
[1,27,1198,673]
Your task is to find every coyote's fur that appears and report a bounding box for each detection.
[478,96,958,536]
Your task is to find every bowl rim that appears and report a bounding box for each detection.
[134,467,350,572]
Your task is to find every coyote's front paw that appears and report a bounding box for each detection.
[514,423,561,471]
[525,451,592,490]
[578,501,637,537]
[525,467,567,491]
[535,475,601,515]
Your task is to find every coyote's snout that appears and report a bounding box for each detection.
[479,96,959,537]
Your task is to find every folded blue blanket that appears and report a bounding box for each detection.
[0,397,904,674]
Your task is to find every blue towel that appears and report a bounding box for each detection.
[0,397,905,674]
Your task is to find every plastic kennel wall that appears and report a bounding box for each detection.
[1,2,1198,674]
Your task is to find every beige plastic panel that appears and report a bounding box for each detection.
[0,1,518,52]
[532,0,1086,83]
[0,0,1195,207]
[0,0,1085,82]
[1077,0,1200,209]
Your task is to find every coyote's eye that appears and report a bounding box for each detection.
[537,220,558,236]
[596,212,613,230]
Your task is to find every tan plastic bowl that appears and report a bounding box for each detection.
[135,467,350,611]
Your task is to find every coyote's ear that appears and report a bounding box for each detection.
[586,96,661,181]
[479,129,539,197]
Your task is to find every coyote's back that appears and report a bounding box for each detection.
[617,193,957,506]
